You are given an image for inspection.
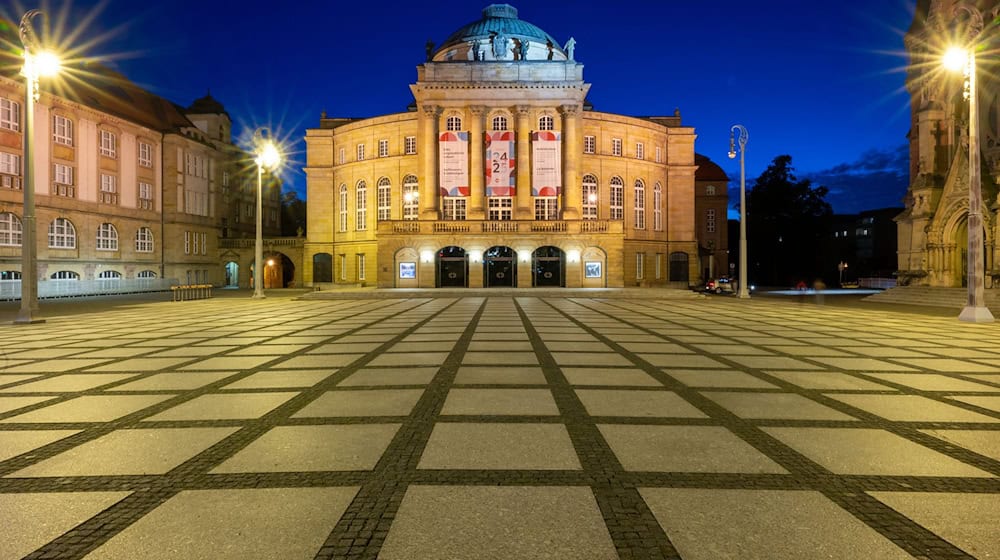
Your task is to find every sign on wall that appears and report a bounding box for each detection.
[439,131,469,196]
[485,131,515,197]
[531,131,561,196]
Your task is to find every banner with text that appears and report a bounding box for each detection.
[439,131,469,196]
[531,131,561,196]
[485,131,515,197]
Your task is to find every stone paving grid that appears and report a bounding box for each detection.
[0,295,997,559]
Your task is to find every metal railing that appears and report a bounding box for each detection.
[380,219,622,235]
[0,278,176,300]
[171,284,213,301]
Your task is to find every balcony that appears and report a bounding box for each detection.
[378,219,623,236]
[219,237,305,249]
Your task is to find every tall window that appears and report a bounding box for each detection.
[655,253,663,279]
[356,143,365,161]
[100,174,119,204]
[610,176,624,220]
[534,198,558,220]
[339,185,348,232]
[404,136,417,155]
[655,146,662,163]
[340,254,347,281]
[358,253,366,281]
[339,148,346,165]
[443,197,467,221]
[135,227,153,252]
[53,163,74,197]
[138,141,153,167]
[492,115,508,131]
[96,223,119,251]
[1,152,22,190]
[653,183,663,231]
[538,115,554,130]
[636,253,645,279]
[377,177,391,221]
[356,180,367,230]
[446,116,462,131]
[0,213,22,246]
[378,139,389,158]
[402,175,418,220]
[184,231,191,254]
[612,138,622,157]
[583,135,596,154]
[706,209,716,233]
[488,197,512,220]
[582,174,598,219]
[634,179,646,230]
[138,182,153,210]
[53,115,73,145]
[635,142,644,160]
[99,130,117,158]
[48,218,76,249]
[0,98,19,131]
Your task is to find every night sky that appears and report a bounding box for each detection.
[6,0,917,216]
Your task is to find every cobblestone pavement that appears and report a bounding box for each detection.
[1,293,998,559]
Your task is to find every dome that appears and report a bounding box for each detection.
[695,154,729,182]
[186,91,228,116]
[432,4,569,62]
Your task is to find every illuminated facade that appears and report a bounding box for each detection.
[305,4,698,288]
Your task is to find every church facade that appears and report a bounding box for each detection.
[304,5,698,289]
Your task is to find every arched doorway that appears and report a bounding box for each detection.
[484,246,516,287]
[532,246,564,287]
[669,252,690,284]
[224,262,239,287]
[437,246,468,287]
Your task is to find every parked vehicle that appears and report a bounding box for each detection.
[705,277,735,294]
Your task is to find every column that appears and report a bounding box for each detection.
[559,104,581,219]
[418,104,441,220]
[515,105,532,219]
[469,106,486,220]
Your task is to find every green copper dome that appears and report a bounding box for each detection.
[433,4,568,62]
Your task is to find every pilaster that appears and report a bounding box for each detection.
[515,105,532,219]
[559,104,581,219]
[469,105,486,219]
[419,104,441,219]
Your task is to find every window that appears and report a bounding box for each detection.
[707,209,716,233]
[138,182,153,210]
[1,271,22,280]
[583,135,596,154]
[99,130,117,158]
[313,253,333,282]
[138,141,152,167]
[339,185,348,232]
[48,218,76,248]
[356,180,367,230]
[53,164,74,197]
[184,231,191,255]
[53,115,73,145]
[443,197,467,221]
[488,197,512,220]
[0,213,22,246]
[636,253,645,280]
[222,171,230,187]
[135,227,153,252]
[51,270,79,280]
[612,138,622,157]
[378,139,389,158]
[582,174,598,219]
[339,148,346,165]
[377,177,391,221]
[404,136,417,155]
[655,253,663,279]
[201,232,207,255]
[137,270,157,278]
[339,254,347,281]
[653,183,663,231]
[97,270,121,279]
[0,98,19,131]
[357,143,365,161]
[534,197,558,220]
[705,185,716,195]
[446,116,462,131]
[669,252,689,282]
[1,152,22,190]
[358,253,366,280]
[492,115,508,131]
[634,179,646,230]
[538,115,554,130]
[610,176,624,220]
[636,142,644,160]
[402,175,418,220]
[655,146,662,163]
[100,174,119,204]
[97,223,119,251]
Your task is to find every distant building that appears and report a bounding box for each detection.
[694,154,729,282]
[829,208,901,281]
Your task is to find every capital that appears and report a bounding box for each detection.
[558,104,580,116]
[421,105,442,117]
[469,105,487,116]
[515,105,531,117]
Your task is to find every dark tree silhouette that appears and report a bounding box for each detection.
[280,191,306,237]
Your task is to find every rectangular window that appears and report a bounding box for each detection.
[612,138,622,157]
[655,146,662,163]
[404,136,417,155]
[635,142,644,160]
[534,197,558,220]
[706,208,716,233]
[339,254,347,281]
[100,130,117,158]
[487,197,512,221]
[582,181,598,220]
[201,232,207,255]
[636,253,645,280]
[356,184,367,231]
[138,182,153,210]
[138,141,153,167]
[443,197,467,221]
[52,163,74,197]
[358,254,366,280]
[184,231,191,255]
[403,182,418,220]
[610,184,623,220]
[339,147,346,165]
[655,253,663,280]
[357,143,365,161]
[100,174,119,204]
[0,98,19,131]
[377,184,391,221]
[53,115,73,145]
[583,135,596,154]
[378,139,389,158]
[0,152,21,176]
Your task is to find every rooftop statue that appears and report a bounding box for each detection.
[564,37,576,61]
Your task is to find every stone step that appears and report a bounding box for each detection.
[863,286,1000,310]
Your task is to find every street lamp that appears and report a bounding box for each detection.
[838,261,848,287]
[252,128,281,299]
[729,124,750,299]
[15,10,60,325]
[944,3,994,323]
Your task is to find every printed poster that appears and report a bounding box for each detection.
[439,131,469,196]
[485,131,515,197]
[531,131,561,196]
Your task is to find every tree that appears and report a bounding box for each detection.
[280,191,306,237]
[744,155,832,286]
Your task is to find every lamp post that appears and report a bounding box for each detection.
[945,3,994,323]
[838,261,848,287]
[15,10,59,324]
[252,128,281,299]
[729,124,750,299]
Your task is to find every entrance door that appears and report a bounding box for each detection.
[533,246,564,287]
[437,246,468,287]
[484,246,516,287]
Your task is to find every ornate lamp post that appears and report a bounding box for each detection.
[15,10,60,324]
[729,124,750,299]
[252,128,281,299]
[944,2,994,323]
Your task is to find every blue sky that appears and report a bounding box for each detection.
[6,0,917,215]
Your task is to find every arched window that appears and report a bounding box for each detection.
[582,174,598,220]
[0,212,22,246]
[609,177,624,220]
[339,185,348,232]
[137,270,157,278]
[538,115,554,130]
[96,223,119,251]
[634,179,646,230]
[377,177,391,221]
[492,115,508,131]
[402,175,418,220]
[50,270,79,280]
[356,180,367,231]
[97,270,121,279]
[446,115,463,131]
[135,227,154,252]
[1,270,22,280]
[48,218,76,249]
[653,183,663,231]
